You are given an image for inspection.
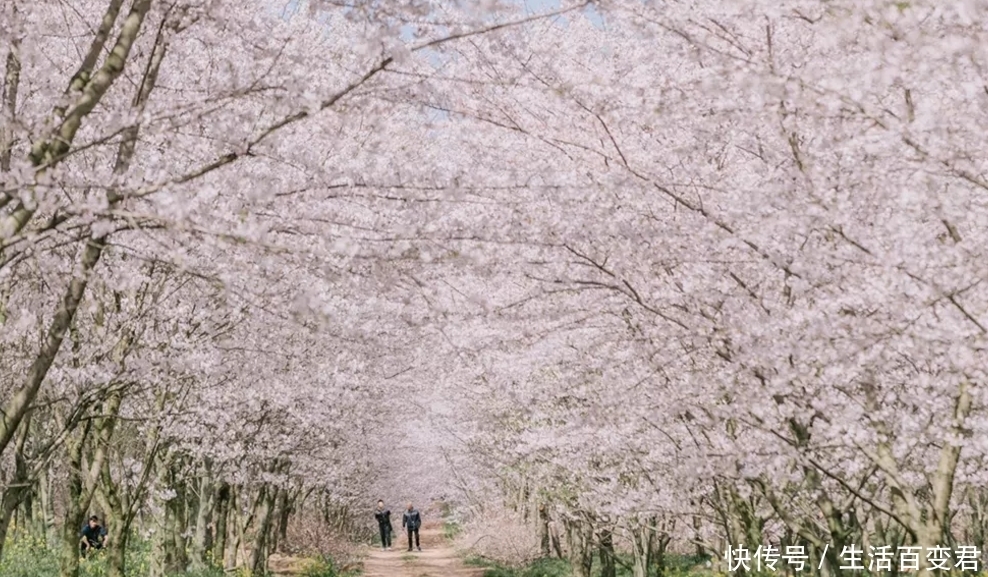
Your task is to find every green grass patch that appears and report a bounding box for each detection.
[439,500,462,540]
[0,527,217,577]
[462,552,713,577]
[464,554,492,567]
[302,555,361,577]
[443,519,463,540]
[463,556,572,577]
[592,557,632,577]
[0,526,352,577]
[662,553,712,575]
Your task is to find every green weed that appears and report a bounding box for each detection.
[0,526,347,577]
[464,556,572,577]
[463,552,713,577]
[302,555,361,577]
[443,520,463,540]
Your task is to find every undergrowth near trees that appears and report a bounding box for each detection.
[0,525,357,577]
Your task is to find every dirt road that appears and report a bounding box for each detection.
[361,523,485,577]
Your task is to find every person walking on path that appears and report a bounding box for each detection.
[374,500,394,550]
[403,502,422,551]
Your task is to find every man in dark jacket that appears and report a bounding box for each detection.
[402,503,422,551]
[374,500,393,550]
[80,515,107,556]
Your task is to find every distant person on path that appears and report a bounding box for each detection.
[80,515,107,556]
[403,503,422,551]
[374,500,393,550]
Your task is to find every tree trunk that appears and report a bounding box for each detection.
[565,517,594,577]
[249,485,277,575]
[169,476,189,573]
[521,483,531,523]
[272,487,290,554]
[150,456,186,577]
[190,472,215,571]
[213,483,230,566]
[150,502,169,577]
[550,519,563,558]
[104,520,128,577]
[223,490,242,571]
[1,35,22,176]
[539,504,550,557]
[58,419,96,577]
[693,514,704,557]
[654,532,672,577]
[598,526,616,577]
[0,474,27,563]
[969,488,988,553]
[37,466,56,541]
[631,521,654,577]
[0,419,31,562]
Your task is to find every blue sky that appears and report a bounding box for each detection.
[524,0,605,27]
[392,0,605,39]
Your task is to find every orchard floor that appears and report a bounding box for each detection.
[361,524,484,577]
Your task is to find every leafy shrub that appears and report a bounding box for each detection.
[1,525,355,577]
[0,526,223,577]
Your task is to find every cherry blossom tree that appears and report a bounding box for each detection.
[0,0,594,575]
[426,3,988,577]
[5,1,988,577]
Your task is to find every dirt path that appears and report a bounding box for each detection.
[361,523,485,577]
